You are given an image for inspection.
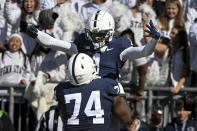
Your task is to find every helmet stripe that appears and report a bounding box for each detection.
[72,54,80,84]
[94,10,101,27]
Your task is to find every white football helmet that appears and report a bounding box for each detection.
[85,10,115,49]
[67,53,97,85]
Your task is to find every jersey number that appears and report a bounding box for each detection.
[64,91,104,125]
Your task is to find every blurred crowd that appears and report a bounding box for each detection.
[0,0,197,130]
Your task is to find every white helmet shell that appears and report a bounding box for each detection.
[67,53,97,85]
[85,10,115,49]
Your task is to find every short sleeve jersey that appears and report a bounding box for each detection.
[55,78,120,131]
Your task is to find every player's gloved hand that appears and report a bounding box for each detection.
[144,20,160,40]
[26,24,39,39]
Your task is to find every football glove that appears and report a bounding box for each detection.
[26,24,39,39]
[144,20,160,40]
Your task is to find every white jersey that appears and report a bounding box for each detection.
[30,50,68,82]
[0,50,31,85]
[80,0,112,22]
[117,10,144,46]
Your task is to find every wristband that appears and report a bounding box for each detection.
[136,91,143,96]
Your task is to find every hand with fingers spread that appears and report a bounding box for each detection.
[144,20,160,40]
[26,24,40,39]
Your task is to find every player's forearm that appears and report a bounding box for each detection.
[120,38,158,61]
[36,31,78,55]
[176,77,186,90]
[137,64,147,92]
[113,96,132,124]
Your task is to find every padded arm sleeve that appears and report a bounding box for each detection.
[120,38,158,61]
[36,30,78,55]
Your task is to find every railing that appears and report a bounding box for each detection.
[0,84,26,131]
[0,84,197,130]
[124,86,197,127]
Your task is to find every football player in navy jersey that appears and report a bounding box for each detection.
[54,53,133,131]
[26,10,160,81]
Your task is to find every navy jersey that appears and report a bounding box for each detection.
[74,33,132,79]
[164,119,197,131]
[55,78,121,131]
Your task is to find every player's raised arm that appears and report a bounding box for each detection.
[120,20,160,61]
[26,25,78,55]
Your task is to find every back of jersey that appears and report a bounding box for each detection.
[55,78,120,131]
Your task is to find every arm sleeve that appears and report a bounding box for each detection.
[133,57,147,67]
[36,30,78,55]
[120,38,158,61]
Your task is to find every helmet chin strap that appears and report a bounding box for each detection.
[100,46,107,53]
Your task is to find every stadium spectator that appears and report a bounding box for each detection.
[20,0,40,57]
[168,26,190,94]
[20,0,40,32]
[24,10,68,120]
[157,0,185,39]
[0,33,31,85]
[189,19,197,87]
[117,0,148,46]
[4,0,21,41]
[139,3,157,45]
[164,97,197,131]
